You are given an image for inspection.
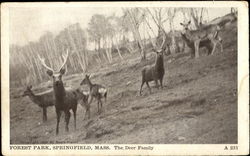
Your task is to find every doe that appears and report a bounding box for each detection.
[22,85,54,122]
[80,74,107,115]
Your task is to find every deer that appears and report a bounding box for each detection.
[22,85,54,122]
[180,32,218,55]
[139,30,167,95]
[80,74,107,115]
[180,21,223,58]
[38,50,78,135]
[73,89,90,120]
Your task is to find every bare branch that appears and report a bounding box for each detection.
[59,49,69,71]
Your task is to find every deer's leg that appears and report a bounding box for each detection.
[99,98,103,114]
[98,95,102,112]
[210,39,218,55]
[88,95,95,115]
[183,42,186,53]
[216,36,223,53]
[100,99,103,109]
[104,92,107,103]
[64,110,71,132]
[190,47,195,58]
[56,109,61,135]
[97,99,100,113]
[206,44,213,55]
[73,107,77,130]
[139,81,145,95]
[155,79,159,89]
[87,104,91,119]
[160,78,163,89]
[194,40,201,58]
[42,107,47,122]
[84,104,90,120]
[220,42,223,53]
[88,95,93,105]
[219,38,223,53]
[146,82,151,94]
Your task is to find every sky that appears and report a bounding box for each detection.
[9,7,231,47]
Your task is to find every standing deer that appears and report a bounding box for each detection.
[139,31,167,95]
[38,50,77,135]
[180,21,223,58]
[73,89,90,120]
[80,74,107,115]
[22,85,54,122]
[180,32,217,55]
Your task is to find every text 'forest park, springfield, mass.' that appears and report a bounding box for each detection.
[10,145,154,151]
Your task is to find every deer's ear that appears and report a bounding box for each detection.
[46,70,53,77]
[60,68,66,75]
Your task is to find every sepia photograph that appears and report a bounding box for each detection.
[1,1,249,155]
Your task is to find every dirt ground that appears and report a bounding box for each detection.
[10,21,237,144]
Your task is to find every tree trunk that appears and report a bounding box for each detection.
[104,38,111,63]
[114,37,123,60]
[169,21,176,54]
[126,9,146,61]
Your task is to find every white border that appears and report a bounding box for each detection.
[1,1,249,155]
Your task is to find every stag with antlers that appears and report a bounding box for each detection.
[38,50,78,135]
[139,29,167,95]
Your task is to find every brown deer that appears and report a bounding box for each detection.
[38,50,77,135]
[139,31,167,95]
[180,21,223,58]
[180,32,220,55]
[80,74,107,114]
[73,89,90,120]
[22,85,54,122]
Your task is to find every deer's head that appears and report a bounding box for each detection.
[80,74,91,86]
[23,85,33,97]
[180,21,191,31]
[38,50,69,87]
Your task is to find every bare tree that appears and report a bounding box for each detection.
[146,8,176,53]
[122,8,146,61]
[10,24,88,87]
[189,8,209,29]
[108,15,124,60]
[87,14,106,60]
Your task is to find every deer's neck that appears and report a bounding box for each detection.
[86,80,93,89]
[53,83,66,101]
[28,93,41,105]
[184,30,194,40]
[181,33,193,47]
[155,56,164,70]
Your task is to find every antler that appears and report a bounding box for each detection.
[58,49,69,71]
[160,29,166,50]
[38,54,54,72]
